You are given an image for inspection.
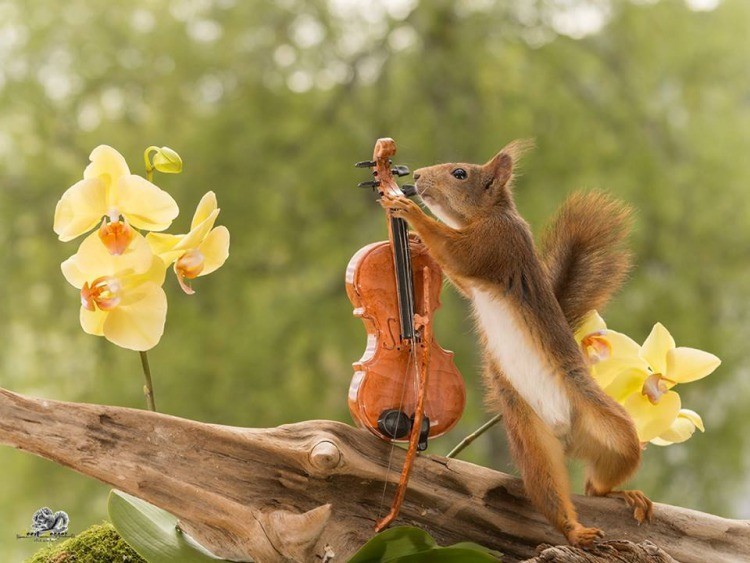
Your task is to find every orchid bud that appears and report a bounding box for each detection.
[151,146,183,174]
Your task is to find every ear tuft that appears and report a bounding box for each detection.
[485,138,535,187]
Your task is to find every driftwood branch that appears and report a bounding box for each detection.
[0,388,747,562]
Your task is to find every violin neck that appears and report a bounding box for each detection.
[390,216,417,342]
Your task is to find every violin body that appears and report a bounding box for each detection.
[346,236,465,442]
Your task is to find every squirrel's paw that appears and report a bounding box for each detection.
[566,523,604,548]
[606,490,653,524]
[379,194,420,218]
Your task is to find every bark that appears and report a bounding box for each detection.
[521,540,677,562]
[0,388,747,562]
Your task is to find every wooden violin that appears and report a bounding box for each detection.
[346,138,465,530]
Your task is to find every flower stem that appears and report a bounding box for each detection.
[139,351,157,412]
[446,413,502,459]
[143,145,158,183]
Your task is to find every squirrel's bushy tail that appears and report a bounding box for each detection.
[541,191,634,332]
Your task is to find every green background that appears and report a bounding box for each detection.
[1,0,748,559]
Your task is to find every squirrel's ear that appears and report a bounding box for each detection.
[484,139,534,187]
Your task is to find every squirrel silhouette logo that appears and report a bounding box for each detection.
[30,507,69,536]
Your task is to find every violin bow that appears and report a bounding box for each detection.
[359,138,433,531]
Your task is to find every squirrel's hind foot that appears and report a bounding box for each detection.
[565,523,604,548]
[587,486,653,524]
[606,489,653,524]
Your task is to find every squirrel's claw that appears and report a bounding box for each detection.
[380,194,418,216]
[608,490,653,524]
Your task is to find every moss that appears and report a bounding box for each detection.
[27,522,145,563]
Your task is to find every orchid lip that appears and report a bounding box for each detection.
[81,276,122,311]
[98,218,134,255]
[642,373,668,405]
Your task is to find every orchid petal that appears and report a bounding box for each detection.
[191,191,218,229]
[175,209,219,251]
[71,230,154,278]
[54,178,107,241]
[575,310,607,342]
[678,408,705,432]
[146,232,185,265]
[102,282,167,351]
[80,306,107,336]
[129,255,169,289]
[641,322,675,374]
[145,232,183,254]
[83,145,130,182]
[116,175,178,231]
[592,357,649,389]
[606,330,643,360]
[61,256,88,289]
[622,390,681,442]
[83,145,130,210]
[600,367,648,402]
[197,226,230,276]
[649,437,673,446]
[665,347,721,384]
[650,409,704,445]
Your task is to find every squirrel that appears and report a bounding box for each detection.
[380,140,652,548]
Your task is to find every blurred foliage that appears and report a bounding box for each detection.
[0,0,748,559]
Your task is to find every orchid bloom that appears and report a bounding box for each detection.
[624,322,720,442]
[576,312,720,444]
[54,145,179,253]
[650,409,705,446]
[61,230,168,351]
[146,191,230,294]
[575,311,645,388]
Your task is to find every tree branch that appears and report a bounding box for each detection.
[0,388,747,562]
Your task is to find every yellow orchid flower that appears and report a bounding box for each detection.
[54,145,179,252]
[629,322,718,443]
[650,409,705,446]
[641,323,721,391]
[575,310,647,388]
[61,230,168,351]
[576,312,719,444]
[146,191,230,294]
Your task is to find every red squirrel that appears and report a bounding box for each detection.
[380,141,652,547]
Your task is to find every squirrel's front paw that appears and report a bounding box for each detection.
[379,194,420,218]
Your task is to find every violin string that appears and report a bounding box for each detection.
[378,216,418,521]
[400,218,420,404]
[402,213,421,412]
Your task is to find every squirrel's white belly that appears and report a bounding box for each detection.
[471,288,571,434]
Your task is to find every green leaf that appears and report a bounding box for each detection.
[446,542,504,558]
[107,489,231,563]
[349,527,501,562]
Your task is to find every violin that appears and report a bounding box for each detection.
[346,138,465,530]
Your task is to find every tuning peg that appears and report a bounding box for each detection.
[358,180,381,189]
[391,165,410,177]
[354,160,376,168]
[401,184,417,197]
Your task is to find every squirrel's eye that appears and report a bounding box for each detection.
[451,168,467,180]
